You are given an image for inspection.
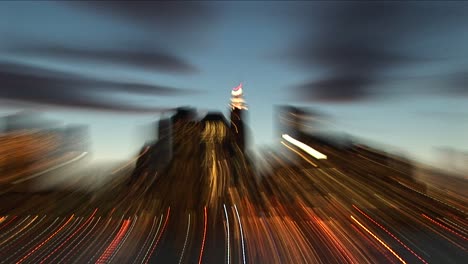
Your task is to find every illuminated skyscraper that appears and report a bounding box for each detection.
[229,83,247,152]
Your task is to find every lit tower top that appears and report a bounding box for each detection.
[230,83,248,110]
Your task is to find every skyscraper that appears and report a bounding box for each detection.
[229,83,247,152]
[158,117,172,165]
[170,107,199,157]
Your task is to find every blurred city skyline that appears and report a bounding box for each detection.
[0,1,467,170]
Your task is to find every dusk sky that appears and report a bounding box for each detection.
[0,1,467,168]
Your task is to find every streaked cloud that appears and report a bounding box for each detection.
[68,1,217,32]
[10,44,199,74]
[278,1,468,102]
[0,61,198,112]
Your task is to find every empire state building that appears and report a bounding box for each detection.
[229,83,247,152]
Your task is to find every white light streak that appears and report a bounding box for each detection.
[141,214,164,264]
[12,152,89,184]
[178,214,191,264]
[223,205,230,264]
[282,134,327,160]
[234,204,246,264]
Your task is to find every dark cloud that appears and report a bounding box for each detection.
[295,75,373,102]
[291,43,423,75]
[445,72,468,96]
[282,1,468,102]
[0,62,197,112]
[11,45,198,74]
[396,70,468,97]
[68,1,216,31]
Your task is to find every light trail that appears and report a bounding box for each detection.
[95,219,131,264]
[0,216,30,240]
[0,215,17,230]
[132,216,157,264]
[0,216,17,231]
[2,217,60,264]
[178,213,191,264]
[282,134,327,159]
[234,204,246,264]
[16,214,74,264]
[442,217,468,235]
[40,209,98,264]
[61,217,101,263]
[88,217,125,264]
[12,152,88,184]
[421,214,467,241]
[32,217,84,264]
[223,205,230,264]
[140,215,164,264]
[112,147,150,174]
[0,215,38,246]
[144,207,171,264]
[353,205,429,264]
[108,216,137,263]
[0,215,42,248]
[350,222,395,263]
[351,215,407,264]
[198,207,207,264]
[419,215,466,251]
[281,141,318,167]
[397,181,465,215]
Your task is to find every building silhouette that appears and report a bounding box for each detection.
[158,117,172,166]
[131,84,252,189]
[276,105,309,139]
[229,83,248,152]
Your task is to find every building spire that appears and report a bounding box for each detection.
[230,82,248,110]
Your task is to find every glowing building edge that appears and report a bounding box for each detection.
[282,134,327,160]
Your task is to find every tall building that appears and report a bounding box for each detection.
[201,112,230,145]
[276,105,319,140]
[200,112,234,195]
[170,107,198,157]
[158,117,172,164]
[229,83,248,152]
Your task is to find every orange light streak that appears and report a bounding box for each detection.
[0,216,17,231]
[353,205,429,264]
[421,214,467,241]
[144,207,171,264]
[0,215,39,247]
[96,219,131,264]
[16,215,74,264]
[198,207,208,264]
[351,215,407,264]
[40,208,98,264]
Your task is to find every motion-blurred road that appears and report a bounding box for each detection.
[0,138,466,263]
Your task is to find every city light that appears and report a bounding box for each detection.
[282,134,327,160]
[0,19,465,264]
